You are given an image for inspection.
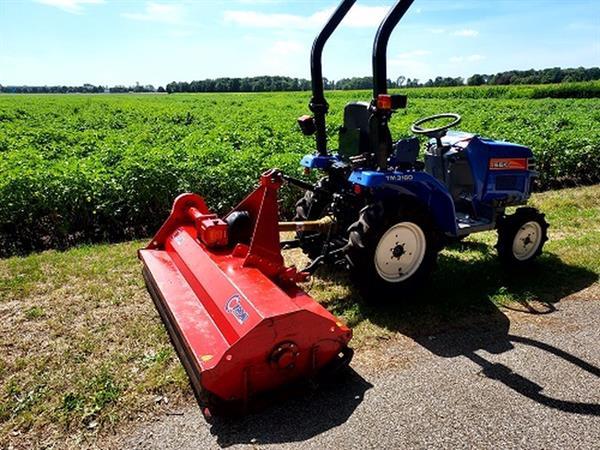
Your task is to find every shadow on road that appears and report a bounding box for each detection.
[209,368,372,448]
[467,336,600,416]
[320,249,600,416]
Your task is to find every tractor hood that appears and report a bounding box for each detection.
[439,131,533,159]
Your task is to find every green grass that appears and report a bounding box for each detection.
[0,241,191,448]
[0,185,598,449]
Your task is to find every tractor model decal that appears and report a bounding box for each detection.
[386,174,414,182]
[225,294,249,324]
[489,158,528,171]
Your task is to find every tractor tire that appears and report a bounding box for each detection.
[293,178,331,259]
[345,198,441,298]
[496,207,549,266]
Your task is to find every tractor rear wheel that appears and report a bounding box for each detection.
[345,199,441,298]
[293,178,331,259]
[496,207,549,265]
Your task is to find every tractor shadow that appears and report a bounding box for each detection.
[209,367,372,447]
[319,244,600,416]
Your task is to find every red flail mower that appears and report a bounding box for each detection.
[139,170,352,416]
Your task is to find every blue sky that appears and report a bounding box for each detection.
[1,0,598,87]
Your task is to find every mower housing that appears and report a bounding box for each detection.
[139,171,352,415]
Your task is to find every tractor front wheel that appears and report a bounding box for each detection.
[345,199,441,298]
[496,207,549,265]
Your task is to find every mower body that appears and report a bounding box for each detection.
[139,173,351,415]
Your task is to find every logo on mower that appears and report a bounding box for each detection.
[225,295,249,324]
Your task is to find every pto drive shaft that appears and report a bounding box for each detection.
[278,216,335,232]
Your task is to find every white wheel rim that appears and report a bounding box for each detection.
[374,222,427,283]
[512,221,542,261]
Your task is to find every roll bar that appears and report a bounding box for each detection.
[372,0,414,98]
[307,0,414,156]
[310,0,356,155]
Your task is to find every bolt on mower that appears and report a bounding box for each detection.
[139,0,549,417]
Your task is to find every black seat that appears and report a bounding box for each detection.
[393,137,419,164]
[338,102,371,157]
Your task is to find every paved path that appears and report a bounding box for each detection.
[121,292,600,449]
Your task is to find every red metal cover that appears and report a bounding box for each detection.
[139,170,352,414]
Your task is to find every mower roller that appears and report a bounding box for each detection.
[141,0,549,416]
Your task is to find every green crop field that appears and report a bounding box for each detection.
[1,83,599,256]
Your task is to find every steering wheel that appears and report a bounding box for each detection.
[411,113,462,138]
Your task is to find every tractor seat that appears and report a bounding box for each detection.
[338,102,371,158]
[392,137,423,170]
[393,137,419,163]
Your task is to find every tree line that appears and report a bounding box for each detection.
[466,67,600,86]
[2,67,598,94]
[0,82,159,94]
[166,76,313,93]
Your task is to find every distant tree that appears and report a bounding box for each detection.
[467,74,486,86]
[109,85,128,93]
[334,76,373,90]
[157,86,165,93]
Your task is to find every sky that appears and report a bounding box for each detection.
[1,0,599,87]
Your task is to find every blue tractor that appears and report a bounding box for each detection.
[285,0,549,295]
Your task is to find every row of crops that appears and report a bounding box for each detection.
[401,80,600,99]
[1,84,599,255]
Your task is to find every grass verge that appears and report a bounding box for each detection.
[1,185,598,448]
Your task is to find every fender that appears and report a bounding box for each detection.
[349,170,458,235]
[300,153,342,169]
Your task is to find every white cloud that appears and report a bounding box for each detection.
[236,0,284,4]
[34,0,104,14]
[254,39,308,77]
[341,5,390,27]
[270,40,305,56]
[224,5,389,29]
[427,28,480,37]
[449,54,484,63]
[566,21,599,31]
[122,2,185,25]
[389,49,432,80]
[452,29,479,37]
[395,49,431,59]
[223,11,304,28]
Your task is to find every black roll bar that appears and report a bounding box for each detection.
[310,0,356,155]
[372,0,414,98]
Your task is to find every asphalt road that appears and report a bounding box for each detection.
[121,291,600,450]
